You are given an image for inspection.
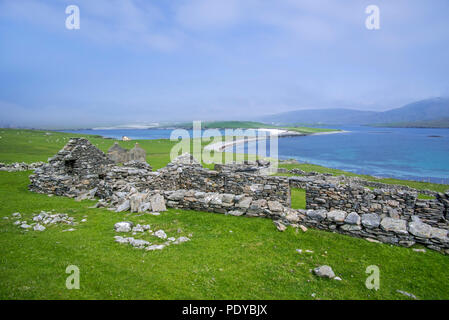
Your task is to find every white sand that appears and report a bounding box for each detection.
[203,129,348,152]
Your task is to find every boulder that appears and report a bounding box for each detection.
[273,220,287,232]
[129,193,146,213]
[167,190,186,201]
[408,219,432,238]
[344,212,361,225]
[313,265,335,279]
[380,218,408,235]
[33,224,46,232]
[226,210,245,216]
[154,230,167,239]
[146,244,165,251]
[430,228,449,242]
[236,197,253,209]
[173,236,190,244]
[149,194,167,212]
[306,209,327,221]
[340,224,362,231]
[327,210,347,223]
[361,214,381,229]
[115,200,130,213]
[114,221,133,232]
[267,201,284,212]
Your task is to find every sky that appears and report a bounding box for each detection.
[1,0,449,128]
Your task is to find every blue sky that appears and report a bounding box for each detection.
[1,0,449,128]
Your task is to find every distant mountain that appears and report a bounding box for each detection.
[261,97,449,125]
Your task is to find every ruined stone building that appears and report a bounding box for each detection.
[28,137,449,254]
[107,142,146,163]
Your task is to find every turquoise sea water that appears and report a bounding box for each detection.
[272,126,449,183]
[62,126,449,184]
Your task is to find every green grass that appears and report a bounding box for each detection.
[277,163,449,194]
[283,127,340,134]
[1,128,449,299]
[1,172,449,299]
[0,129,260,170]
[291,188,306,210]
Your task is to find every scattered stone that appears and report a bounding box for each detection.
[334,276,342,281]
[299,225,308,232]
[313,265,335,279]
[173,236,190,244]
[154,230,167,239]
[412,248,426,253]
[273,220,287,232]
[115,200,130,213]
[114,221,133,233]
[129,239,150,248]
[396,290,418,300]
[366,238,381,243]
[146,244,165,251]
[33,224,46,231]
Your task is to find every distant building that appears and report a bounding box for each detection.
[107,142,129,163]
[122,136,131,141]
[107,141,146,163]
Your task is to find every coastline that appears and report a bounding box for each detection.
[204,129,348,152]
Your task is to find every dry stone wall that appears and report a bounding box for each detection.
[26,138,449,254]
[305,181,449,230]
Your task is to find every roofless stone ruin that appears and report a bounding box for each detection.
[28,137,449,254]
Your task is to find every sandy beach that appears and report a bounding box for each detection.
[204,129,348,152]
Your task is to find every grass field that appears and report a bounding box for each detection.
[1,129,448,299]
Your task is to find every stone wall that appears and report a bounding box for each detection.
[305,181,449,230]
[29,140,290,206]
[0,162,45,172]
[100,162,291,206]
[27,138,449,254]
[297,208,449,253]
[110,187,449,253]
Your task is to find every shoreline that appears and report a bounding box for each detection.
[204,129,348,152]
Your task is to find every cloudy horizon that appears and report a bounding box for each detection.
[1,0,449,128]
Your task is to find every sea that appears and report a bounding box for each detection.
[61,126,449,184]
